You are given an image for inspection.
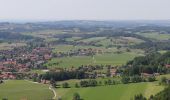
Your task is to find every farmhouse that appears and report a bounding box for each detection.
[96,73,106,78]
[110,68,117,77]
[166,79,170,84]
[41,79,50,84]
[165,64,170,68]
[141,73,154,77]
[0,72,16,80]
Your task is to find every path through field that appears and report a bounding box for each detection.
[26,80,57,100]
[49,86,57,100]
[92,56,96,64]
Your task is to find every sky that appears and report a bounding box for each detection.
[0,0,170,21]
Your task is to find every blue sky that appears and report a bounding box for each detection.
[0,0,170,21]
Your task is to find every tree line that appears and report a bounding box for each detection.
[40,70,85,81]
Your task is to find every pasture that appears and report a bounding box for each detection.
[0,42,26,50]
[96,37,144,47]
[0,80,53,100]
[46,52,141,68]
[55,82,163,100]
[137,32,170,40]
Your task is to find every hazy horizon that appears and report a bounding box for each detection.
[0,0,170,22]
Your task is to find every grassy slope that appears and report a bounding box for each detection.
[56,82,163,100]
[0,80,53,100]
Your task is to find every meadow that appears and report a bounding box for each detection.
[0,80,53,100]
[96,37,144,47]
[0,42,26,50]
[0,76,167,100]
[54,75,168,100]
[46,52,141,68]
[137,32,170,40]
[55,82,163,100]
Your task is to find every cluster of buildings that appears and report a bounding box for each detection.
[0,47,52,80]
[54,48,103,58]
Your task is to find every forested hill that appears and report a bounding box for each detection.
[125,51,170,75]
[0,31,33,40]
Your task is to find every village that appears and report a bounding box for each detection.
[0,45,52,80]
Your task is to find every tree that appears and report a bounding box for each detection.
[106,68,111,77]
[160,77,167,85]
[131,75,143,83]
[0,80,3,84]
[112,80,116,85]
[121,76,130,84]
[99,81,102,85]
[104,80,108,85]
[108,79,112,85]
[75,83,79,88]
[2,98,8,100]
[80,80,88,87]
[117,45,121,50]
[50,78,56,88]
[88,80,97,87]
[73,93,80,100]
[62,82,69,88]
[126,48,131,52]
[134,94,147,100]
[58,97,62,100]
[147,76,156,82]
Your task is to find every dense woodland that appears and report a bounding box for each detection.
[124,51,170,76]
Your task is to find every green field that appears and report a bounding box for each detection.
[52,45,76,53]
[46,52,142,68]
[52,45,117,53]
[0,78,165,100]
[0,80,53,100]
[79,37,106,43]
[0,42,26,50]
[65,37,82,42]
[96,37,144,47]
[55,82,163,100]
[93,52,141,65]
[137,32,170,40]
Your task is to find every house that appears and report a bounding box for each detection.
[41,79,50,84]
[0,72,16,80]
[141,73,154,77]
[96,73,106,78]
[0,65,5,70]
[44,54,51,60]
[166,79,170,84]
[154,73,160,76]
[165,64,170,68]
[110,68,117,77]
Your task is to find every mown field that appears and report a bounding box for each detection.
[0,75,168,100]
[55,75,169,100]
[55,82,163,100]
[46,52,141,68]
[0,80,53,100]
